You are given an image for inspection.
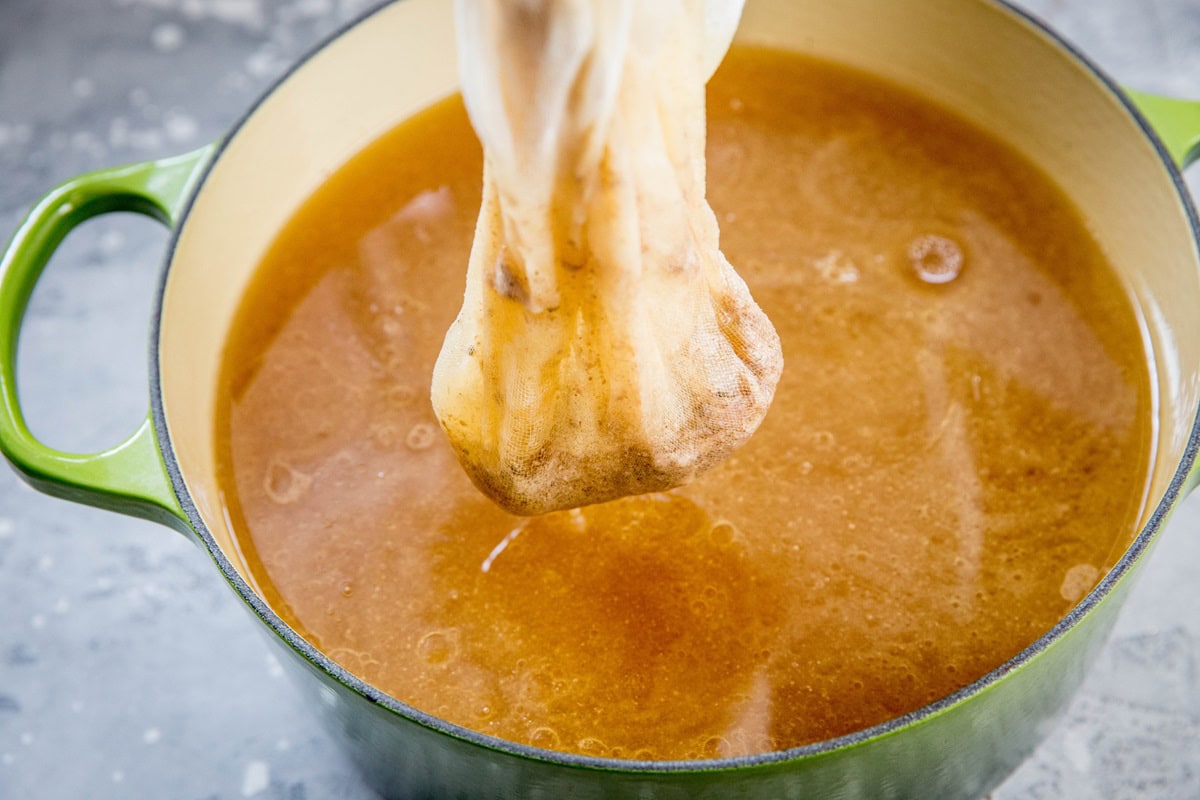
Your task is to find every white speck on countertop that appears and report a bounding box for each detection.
[275,738,290,752]
[1062,725,1092,773]
[70,130,106,158]
[294,0,332,18]
[95,576,114,591]
[130,128,163,150]
[115,0,267,30]
[108,117,129,147]
[143,727,161,744]
[151,22,185,51]
[141,581,170,601]
[36,555,53,571]
[18,733,33,746]
[265,653,283,679]
[0,123,32,149]
[1,753,13,766]
[245,49,285,79]
[71,77,95,98]
[107,115,168,150]
[30,615,46,630]
[98,228,126,254]
[163,108,198,142]
[242,759,270,796]
[111,769,124,784]
[53,597,69,614]
[0,518,13,538]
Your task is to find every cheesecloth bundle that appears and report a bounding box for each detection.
[431,0,783,515]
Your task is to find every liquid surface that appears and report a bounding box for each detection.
[216,49,1152,760]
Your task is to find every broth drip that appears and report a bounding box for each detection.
[216,48,1152,759]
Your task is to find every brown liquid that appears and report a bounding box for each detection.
[216,48,1152,760]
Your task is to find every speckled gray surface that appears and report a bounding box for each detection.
[0,1,1198,799]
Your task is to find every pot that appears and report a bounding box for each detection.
[1,1,1198,797]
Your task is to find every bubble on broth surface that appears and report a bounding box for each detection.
[386,384,420,408]
[908,234,964,284]
[577,737,609,757]
[529,727,560,750]
[405,422,437,451]
[417,629,460,665]
[370,421,400,448]
[703,735,732,758]
[1060,563,1102,602]
[263,458,312,504]
[708,521,737,545]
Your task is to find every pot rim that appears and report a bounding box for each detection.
[148,0,1200,775]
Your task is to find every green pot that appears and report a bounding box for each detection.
[2,1,1198,798]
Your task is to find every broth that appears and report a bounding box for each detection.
[215,48,1153,760]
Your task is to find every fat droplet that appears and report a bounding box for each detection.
[406,423,437,451]
[1060,563,1101,602]
[908,234,963,284]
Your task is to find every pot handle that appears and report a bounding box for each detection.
[1127,90,1200,170]
[0,145,215,532]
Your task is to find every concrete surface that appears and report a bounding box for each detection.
[0,1,1198,798]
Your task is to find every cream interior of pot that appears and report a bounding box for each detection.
[158,0,1200,584]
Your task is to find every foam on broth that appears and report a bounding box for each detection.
[215,48,1152,760]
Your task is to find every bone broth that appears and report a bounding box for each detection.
[215,49,1152,759]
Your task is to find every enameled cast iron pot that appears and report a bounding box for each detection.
[2,1,1199,797]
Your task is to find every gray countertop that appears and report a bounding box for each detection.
[1,1,1198,798]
